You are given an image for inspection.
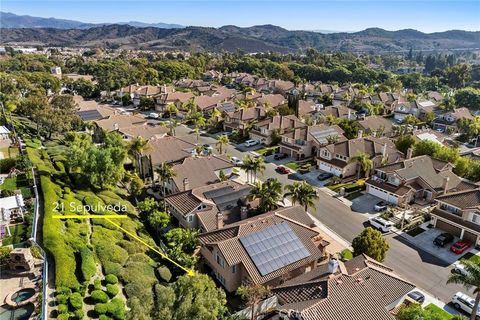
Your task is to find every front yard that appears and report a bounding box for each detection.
[1,224,28,246]
[0,174,33,198]
[424,303,454,320]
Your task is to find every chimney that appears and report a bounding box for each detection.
[216,212,224,229]
[113,123,119,131]
[328,258,339,274]
[382,143,387,158]
[406,148,413,159]
[348,109,351,120]
[357,130,363,139]
[183,178,190,191]
[442,176,450,194]
[240,206,248,220]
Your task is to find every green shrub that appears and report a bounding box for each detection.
[103,262,122,276]
[69,292,83,310]
[73,309,84,319]
[55,294,68,305]
[57,314,70,320]
[99,315,111,320]
[57,304,69,314]
[91,290,109,303]
[340,249,353,261]
[106,284,119,297]
[95,303,108,314]
[95,242,128,266]
[107,298,126,320]
[105,274,118,284]
[157,266,172,282]
[94,279,102,290]
[0,157,17,173]
[80,247,96,281]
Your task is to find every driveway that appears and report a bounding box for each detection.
[297,169,331,187]
[404,227,472,265]
[264,154,291,165]
[350,193,383,214]
[234,143,264,153]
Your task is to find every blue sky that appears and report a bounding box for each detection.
[2,1,479,32]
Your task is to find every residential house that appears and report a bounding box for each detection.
[393,100,438,122]
[358,116,395,138]
[257,94,286,109]
[138,136,196,180]
[0,194,25,239]
[271,254,415,320]
[0,126,11,140]
[366,154,477,206]
[427,91,444,104]
[154,91,194,113]
[174,78,209,90]
[198,206,328,293]
[116,84,170,107]
[432,108,473,133]
[165,180,252,231]
[369,92,400,114]
[75,95,116,121]
[249,115,304,145]
[119,125,169,141]
[93,114,147,133]
[223,107,266,133]
[202,70,223,82]
[316,137,403,179]
[430,188,480,247]
[317,105,357,120]
[165,155,235,194]
[280,124,346,160]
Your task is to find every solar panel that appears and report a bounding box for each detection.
[77,109,103,121]
[240,223,310,276]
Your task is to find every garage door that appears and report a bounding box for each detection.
[463,230,478,244]
[435,219,462,237]
[318,163,342,177]
[367,185,399,205]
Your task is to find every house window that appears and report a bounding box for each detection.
[215,252,225,268]
[216,272,225,285]
[186,215,193,222]
[472,213,480,225]
[232,264,237,274]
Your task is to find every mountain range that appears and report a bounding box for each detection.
[1,12,479,53]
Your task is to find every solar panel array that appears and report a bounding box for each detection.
[311,128,339,144]
[77,110,103,121]
[240,223,310,276]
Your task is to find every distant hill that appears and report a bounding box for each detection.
[1,12,479,53]
[0,12,184,29]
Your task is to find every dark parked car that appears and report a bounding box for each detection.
[407,291,425,304]
[275,166,290,174]
[317,172,333,181]
[374,201,388,212]
[433,233,454,247]
[274,153,288,160]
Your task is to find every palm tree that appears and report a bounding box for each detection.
[250,156,265,183]
[188,111,206,142]
[128,136,149,168]
[216,134,230,154]
[284,181,319,212]
[241,155,255,183]
[156,162,176,210]
[248,178,283,213]
[348,152,373,179]
[447,260,480,320]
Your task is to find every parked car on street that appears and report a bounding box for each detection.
[368,217,393,233]
[374,201,389,212]
[275,166,290,174]
[450,240,472,254]
[149,112,160,119]
[244,139,260,147]
[317,172,333,181]
[433,233,454,247]
[452,292,480,317]
[407,291,425,304]
[230,157,243,166]
[274,153,288,160]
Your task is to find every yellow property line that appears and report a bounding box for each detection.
[105,218,195,277]
[52,215,128,219]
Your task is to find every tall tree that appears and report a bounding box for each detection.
[284,181,319,212]
[156,163,176,209]
[352,227,389,262]
[216,134,230,154]
[128,136,149,168]
[250,156,266,182]
[248,178,283,213]
[447,260,480,320]
[236,284,270,320]
[348,152,373,179]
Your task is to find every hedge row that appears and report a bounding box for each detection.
[80,247,96,282]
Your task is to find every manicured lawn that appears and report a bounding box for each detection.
[406,226,426,237]
[255,146,278,156]
[0,176,32,198]
[345,191,363,200]
[0,146,19,159]
[328,179,366,192]
[284,162,299,170]
[0,176,17,191]
[424,304,454,320]
[460,252,480,264]
[1,224,28,246]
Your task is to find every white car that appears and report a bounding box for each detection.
[368,217,393,233]
[149,112,160,119]
[244,139,259,147]
[453,262,469,276]
[452,292,480,317]
[230,157,243,166]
